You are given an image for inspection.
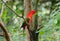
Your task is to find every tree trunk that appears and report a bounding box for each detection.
[29,31,39,41]
[24,0,39,41]
[24,0,31,41]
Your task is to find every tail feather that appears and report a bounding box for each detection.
[21,21,26,29]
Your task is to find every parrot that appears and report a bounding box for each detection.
[21,10,36,30]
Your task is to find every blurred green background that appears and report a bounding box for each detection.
[0,0,60,41]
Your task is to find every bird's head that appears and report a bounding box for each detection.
[30,10,36,15]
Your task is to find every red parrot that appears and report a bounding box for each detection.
[21,10,36,30]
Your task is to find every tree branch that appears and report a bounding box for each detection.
[33,0,39,31]
[37,25,43,31]
[0,2,4,18]
[0,22,11,41]
[1,0,24,19]
[1,0,29,31]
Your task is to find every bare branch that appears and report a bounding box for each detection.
[0,22,11,41]
[37,25,43,31]
[1,0,24,19]
[33,0,39,31]
[0,1,4,18]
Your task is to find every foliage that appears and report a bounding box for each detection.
[39,7,60,41]
[0,0,60,41]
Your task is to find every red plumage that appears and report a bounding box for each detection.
[26,10,36,23]
[21,10,36,29]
